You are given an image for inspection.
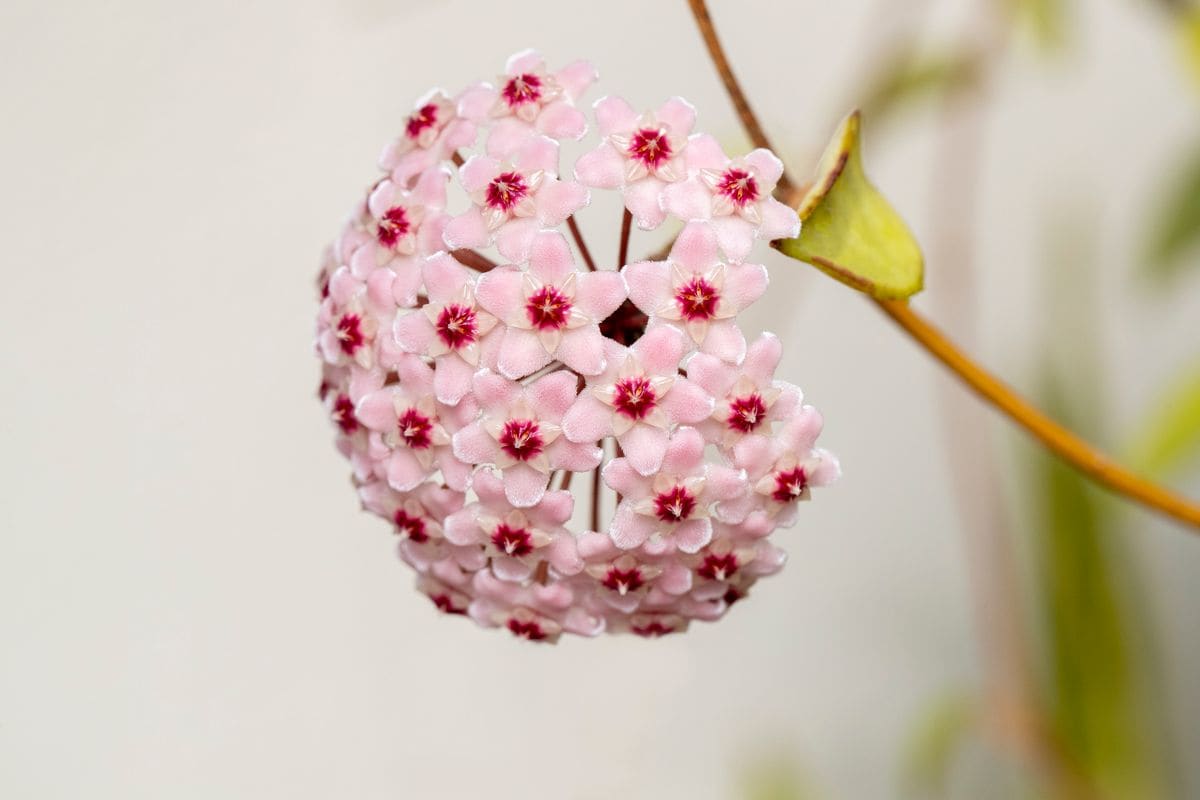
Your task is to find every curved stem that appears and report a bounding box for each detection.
[685,0,1200,532]
[567,215,596,271]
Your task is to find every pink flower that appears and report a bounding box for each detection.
[442,135,590,263]
[358,480,472,572]
[475,230,626,379]
[561,325,713,475]
[622,222,767,362]
[662,134,801,262]
[317,266,391,369]
[452,369,602,507]
[579,535,694,614]
[574,95,695,229]
[364,167,451,267]
[379,89,480,185]
[392,252,500,405]
[473,49,598,158]
[356,356,478,492]
[686,332,803,449]
[601,426,747,554]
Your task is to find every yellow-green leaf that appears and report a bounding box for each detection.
[773,111,924,300]
[1129,361,1200,477]
[1181,8,1200,89]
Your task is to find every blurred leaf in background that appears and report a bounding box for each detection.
[1007,0,1070,52]
[1128,362,1200,478]
[1142,139,1200,282]
[858,49,984,125]
[736,751,820,800]
[901,693,977,798]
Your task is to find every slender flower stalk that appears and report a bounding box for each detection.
[685,0,1200,532]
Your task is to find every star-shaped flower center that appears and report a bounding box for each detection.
[430,593,467,615]
[376,206,412,248]
[396,407,435,450]
[611,376,657,420]
[436,303,478,349]
[727,393,768,433]
[715,167,760,206]
[525,285,572,330]
[331,394,358,434]
[697,552,740,581]
[507,618,548,640]
[394,508,429,543]
[498,418,544,462]
[771,466,808,503]
[405,103,439,140]
[485,171,530,212]
[502,73,543,108]
[336,314,366,355]
[674,277,721,321]
[491,522,535,557]
[601,565,646,595]
[627,127,672,169]
[652,484,697,523]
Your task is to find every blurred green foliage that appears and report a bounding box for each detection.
[1143,141,1200,281]
[1008,0,1069,51]
[858,50,983,124]
[1129,362,1200,477]
[900,694,977,797]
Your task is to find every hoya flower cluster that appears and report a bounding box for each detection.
[315,50,839,643]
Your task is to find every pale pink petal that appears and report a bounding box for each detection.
[744,148,785,186]
[494,217,539,263]
[619,423,668,475]
[722,263,769,313]
[782,406,824,451]
[622,179,667,230]
[744,332,783,383]
[759,197,802,240]
[556,326,606,376]
[555,59,598,101]
[548,439,603,471]
[421,252,468,301]
[457,154,501,193]
[492,555,534,582]
[439,454,471,492]
[485,117,535,160]
[707,465,747,501]
[809,449,841,486]
[356,390,397,431]
[433,354,475,405]
[683,352,734,396]
[503,463,549,508]
[457,82,497,121]
[536,101,587,140]
[442,509,477,546]
[609,503,657,550]
[670,222,720,270]
[412,166,450,207]
[472,370,520,410]
[574,271,626,320]
[394,310,433,353]
[600,457,644,497]
[396,355,435,395]
[442,208,489,250]
[662,426,706,475]
[700,319,746,363]
[661,177,714,221]
[621,260,671,313]
[574,144,625,189]
[536,490,575,525]
[475,266,525,321]
[536,179,590,226]
[452,421,496,464]
[471,468,507,506]
[505,49,545,75]
[656,96,696,136]
[673,518,713,554]
[632,324,685,374]
[387,450,428,491]
[527,370,579,420]
[577,531,617,558]
[529,230,576,285]
[498,327,554,380]
[658,562,694,595]
[514,133,560,174]
[562,393,616,443]
[709,215,756,263]
[682,133,728,171]
[663,379,713,425]
[547,533,584,575]
[593,95,638,137]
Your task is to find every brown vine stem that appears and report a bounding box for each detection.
[567,215,597,271]
[685,0,1200,532]
[617,209,632,268]
[450,248,497,272]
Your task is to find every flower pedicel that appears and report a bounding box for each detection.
[315,49,839,643]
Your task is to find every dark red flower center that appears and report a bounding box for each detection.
[498,419,544,462]
[632,620,676,637]
[394,508,429,543]
[627,127,672,168]
[376,206,411,248]
[405,103,439,140]
[491,523,535,557]
[525,285,572,330]
[430,593,466,615]
[331,394,358,434]
[436,303,478,349]
[601,566,646,595]
[396,408,434,450]
[674,277,720,321]
[611,376,657,420]
[336,314,366,355]
[722,585,745,606]
[507,618,548,640]
[485,171,530,212]
[726,393,768,433]
[698,552,740,581]
[652,485,697,523]
[715,167,760,206]
[771,466,808,504]
[502,73,543,107]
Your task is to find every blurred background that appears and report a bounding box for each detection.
[2,0,1199,797]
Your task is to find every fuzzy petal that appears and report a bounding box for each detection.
[498,327,554,380]
[574,144,625,189]
[562,393,616,444]
[556,326,606,376]
[620,423,668,475]
[503,463,549,508]
[622,179,667,230]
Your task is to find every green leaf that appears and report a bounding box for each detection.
[1128,361,1200,477]
[1143,139,1200,280]
[901,694,977,798]
[858,50,983,124]
[773,111,925,300]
